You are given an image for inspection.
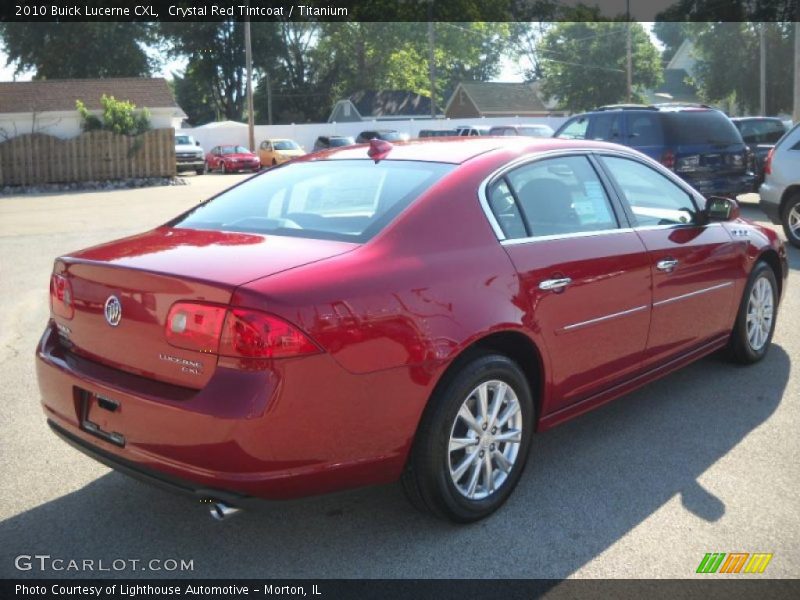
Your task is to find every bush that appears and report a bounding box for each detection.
[76,95,151,136]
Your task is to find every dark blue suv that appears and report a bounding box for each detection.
[554,105,755,197]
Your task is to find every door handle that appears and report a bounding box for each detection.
[539,277,572,291]
[656,258,679,272]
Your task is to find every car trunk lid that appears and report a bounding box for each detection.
[54,227,356,388]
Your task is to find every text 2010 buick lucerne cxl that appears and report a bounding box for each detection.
[37,137,788,522]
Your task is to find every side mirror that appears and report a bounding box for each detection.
[195,141,201,146]
[705,196,740,222]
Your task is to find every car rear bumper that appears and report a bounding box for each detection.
[36,323,414,501]
[681,172,757,197]
[758,181,784,224]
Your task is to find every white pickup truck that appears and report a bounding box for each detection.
[175,134,206,175]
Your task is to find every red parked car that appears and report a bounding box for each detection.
[37,138,787,522]
[205,144,261,174]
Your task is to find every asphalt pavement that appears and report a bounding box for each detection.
[0,177,797,579]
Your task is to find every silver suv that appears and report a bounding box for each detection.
[759,122,800,247]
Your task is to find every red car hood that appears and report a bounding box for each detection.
[222,153,258,160]
[65,227,358,287]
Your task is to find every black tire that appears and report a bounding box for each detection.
[727,261,778,364]
[781,193,800,248]
[195,167,204,175]
[402,353,534,523]
[271,159,277,166]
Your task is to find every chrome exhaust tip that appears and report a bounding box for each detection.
[209,501,242,521]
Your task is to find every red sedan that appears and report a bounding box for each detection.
[205,144,261,174]
[37,138,788,522]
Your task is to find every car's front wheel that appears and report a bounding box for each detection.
[782,193,800,248]
[727,261,778,364]
[402,353,534,522]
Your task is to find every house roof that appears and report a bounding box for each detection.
[666,39,696,75]
[450,82,549,114]
[0,78,181,114]
[348,90,432,118]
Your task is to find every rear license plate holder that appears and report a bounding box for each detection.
[79,390,126,447]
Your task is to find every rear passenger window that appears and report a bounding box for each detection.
[502,156,618,238]
[601,156,697,226]
[588,113,621,141]
[627,114,663,146]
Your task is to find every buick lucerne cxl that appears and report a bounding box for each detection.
[36,138,788,522]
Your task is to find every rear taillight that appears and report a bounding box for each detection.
[763,147,774,175]
[660,149,675,170]
[50,273,73,319]
[166,302,320,363]
[220,309,320,359]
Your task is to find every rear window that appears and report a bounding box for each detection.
[663,111,742,145]
[172,160,453,243]
[273,140,299,150]
[736,119,787,144]
[329,137,354,146]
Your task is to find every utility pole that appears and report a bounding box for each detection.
[795,22,800,123]
[626,0,632,103]
[428,20,436,118]
[265,70,273,125]
[760,23,766,115]
[244,17,255,151]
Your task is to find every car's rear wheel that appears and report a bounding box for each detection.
[402,353,534,522]
[727,261,778,364]
[195,167,204,175]
[782,193,800,248]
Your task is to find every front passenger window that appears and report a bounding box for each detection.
[601,156,697,226]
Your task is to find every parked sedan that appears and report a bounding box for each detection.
[312,135,355,152]
[259,139,305,166]
[759,122,800,248]
[37,138,787,523]
[205,145,261,174]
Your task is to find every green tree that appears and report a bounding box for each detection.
[688,22,794,115]
[0,23,154,79]
[159,22,280,122]
[538,21,663,112]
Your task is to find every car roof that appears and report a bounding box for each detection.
[304,137,630,164]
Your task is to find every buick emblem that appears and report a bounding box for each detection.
[104,295,122,327]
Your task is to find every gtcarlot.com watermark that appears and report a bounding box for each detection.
[14,554,194,573]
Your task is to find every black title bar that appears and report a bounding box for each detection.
[2,0,799,22]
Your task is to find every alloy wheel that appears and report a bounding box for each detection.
[787,204,800,242]
[746,276,774,351]
[447,379,523,500]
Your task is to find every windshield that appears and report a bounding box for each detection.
[663,111,743,145]
[273,140,299,151]
[329,137,354,147]
[221,146,251,154]
[172,160,454,242]
[175,135,193,145]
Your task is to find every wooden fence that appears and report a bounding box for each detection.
[0,128,176,186]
